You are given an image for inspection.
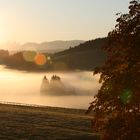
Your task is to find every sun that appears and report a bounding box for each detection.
[0,27,8,44]
[0,19,9,44]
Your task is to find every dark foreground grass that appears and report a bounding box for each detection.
[0,103,99,140]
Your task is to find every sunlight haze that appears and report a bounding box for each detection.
[0,0,130,44]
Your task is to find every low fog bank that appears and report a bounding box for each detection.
[0,66,101,109]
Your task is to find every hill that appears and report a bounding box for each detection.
[0,38,107,71]
[53,38,107,70]
[0,40,84,53]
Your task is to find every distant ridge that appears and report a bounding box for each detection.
[0,40,85,53]
[22,40,85,53]
[0,38,107,71]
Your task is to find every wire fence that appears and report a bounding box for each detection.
[0,101,46,108]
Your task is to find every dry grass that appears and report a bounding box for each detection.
[0,103,99,140]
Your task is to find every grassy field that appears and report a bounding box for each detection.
[0,103,99,140]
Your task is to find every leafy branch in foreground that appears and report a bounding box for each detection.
[87,0,140,139]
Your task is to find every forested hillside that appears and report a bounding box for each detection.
[53,38,107,70]
[0,38,107,71]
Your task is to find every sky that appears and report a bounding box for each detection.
[0,0,130,44]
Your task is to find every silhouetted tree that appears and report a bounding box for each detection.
[87,1,140,139]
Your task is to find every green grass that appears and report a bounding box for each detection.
[0,103,99,140]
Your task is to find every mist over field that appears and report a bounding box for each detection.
[0,66,100,109]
